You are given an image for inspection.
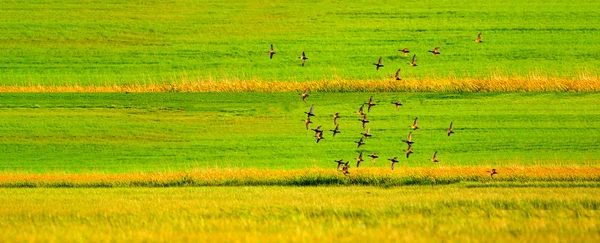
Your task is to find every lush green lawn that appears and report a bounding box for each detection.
[0,186,597,242]
[1,0,599,85]
[0,92,598,173]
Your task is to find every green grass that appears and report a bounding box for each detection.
[1,0,599,85]
[0,92,599,173]
[0,186,598,241]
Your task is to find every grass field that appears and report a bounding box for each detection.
[0,92,599,173]
[1,0,599,86]
[0,186,598,242]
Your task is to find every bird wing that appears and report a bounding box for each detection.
[407,132,412,141]
[378,57,382,65]
[449,122,453,130]
[413,117,418,126]
[271,44,274,51]
[433,151,437,159]
[412,55,416,63]
[302,51,306,58]
[369,96,373,103]
[309,105,314,113]
[395,69,401,78]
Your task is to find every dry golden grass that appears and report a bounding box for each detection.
[1,74,599,92]
[1,166,598,187]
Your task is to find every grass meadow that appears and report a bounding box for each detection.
[0,187,598,242]
[1,0,599,86]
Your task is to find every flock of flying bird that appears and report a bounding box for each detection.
[276,32,496,179]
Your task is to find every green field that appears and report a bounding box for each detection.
[1,0,599,85]
[0,186,598,242]
[0,92,599,172]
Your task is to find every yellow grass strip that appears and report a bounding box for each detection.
[1,166,598,187]
[1,75,599,92]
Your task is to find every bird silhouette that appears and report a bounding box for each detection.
[299,51,308,66]
[311,125,323,136]
[342,161,350,175]
[357,104,365,115]
[366,96,376,112]
[373,57,384,70]
[409,117,419,130]
[391,101,403,110]
[388,157,399,170]
[487,169,498,179]
[305,105,315,118]
[404,144,413,158]
[330,124,341,137]
[431,151,439,162]
[335,159,346,170]
[409,55,418,66]
[356,152,364,167]
[315,131,324,143]
[474,32,483,43]
[369,153,379,164]
[268,44,276,59]
[399,48,410,57]
[333,113,340,125]
[428,47,440,56]
[359,114,369,129]
[304,117,312,130]
[355,137,366,148]
[360,128,372,138]
[402,132,414,145]
[447,122,454,136]
[394,69,401,80]
[300,89,309,103]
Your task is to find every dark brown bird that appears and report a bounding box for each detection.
[315,131,324,143]
[333,113,340,125]
[447,122,454,136]
[330,124,340,137]
[368,153,379,164]
[268,44,276,59]
[388,157,399,170]
[474,32,482,43]
[342,161,350,175]
[391,101,402,110]
[431,151,439,162]
[357,104,365,115]
[409,55,418,67]
[409,117,419,130]
[356,152,364,167]
[399,48,410,57]
[359,114,369,129]
[304,117,312,130]
[366,96,376,112]
[304,105,315,118]
[299,51,308,67]
[360,128,372,138]
[335,159,346,170]
[355,137,365,148]
[394,69,401,80]
[300,89,309,103]
[487,169,498,179]
[428,47,440,56]
[311,125,323,136]
[402,132,414,145]
[373,57,384,70]
[404,144,413,158]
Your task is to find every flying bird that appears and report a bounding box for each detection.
[391,101,403,110]
[268,44,276,59]
[355,137,366,148]
[305,105,315,118]
[447,122,454,136]
[399,48,410,57]
[366,96,376,112]
[431,151,439,162]
[311,125,323,136]
[474,32,483,43]
[487,169,498,179]
[409,117,419,130]
[360,128,372,138]
[356,152,364,167]
[402,132,414,145]
[368,153,379,164]
[315,131,324,143]
[330,124,341,137]
[404,144,413,158]
[304,117,312,130]
[359,114,369,129]
[373,57,384,70]
[428,47,440,56]
[357,104,365,115]
[409,55,418,67]
[299,51,308,66]
[333,113,340,125]
[300,89,309,103]
[394,69,401,81]
[388,157,399,170]
[335,159,346,170]
[342,161,350,175]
